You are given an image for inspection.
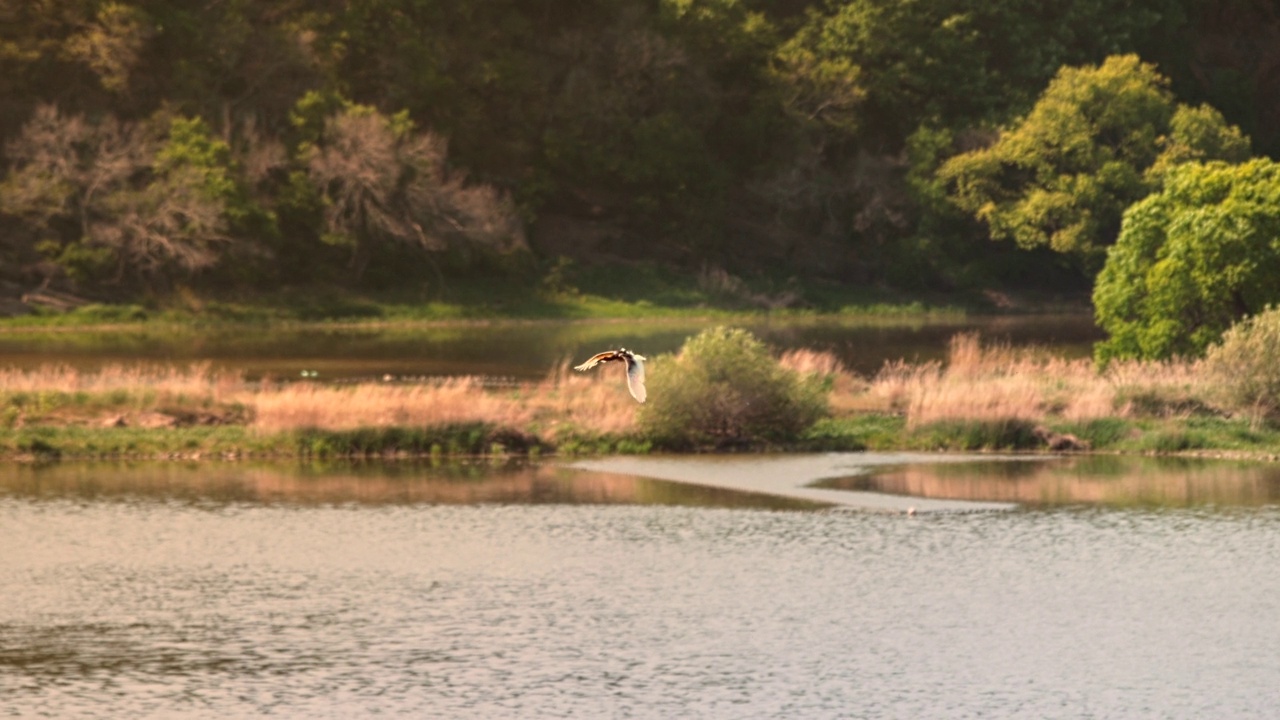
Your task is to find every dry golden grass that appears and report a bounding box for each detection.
[778,348,845,376]
[0,334,1220,439]
[779,348,870,414]
[0,362,241,399]
[251,362,639,438]
[530,360,640,437]
[0,360,642,437]
[850,332,1214,428]
[250,377,536,431]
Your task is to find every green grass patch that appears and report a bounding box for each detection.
[799,414,906,451]
[293,423,547,459]
[1041,416,1280,457]
[907,418,1042,451]
[1050,418,1132,450]
[1131,427,1211,453]
[3,412,1280,462]
[0,266,972,331]
[553,433,653,456]
[0,425,272,459]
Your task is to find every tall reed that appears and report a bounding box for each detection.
[860,333,1213,428]
[531,359,640,437]
[0,336,1222,444]
[0,362,240,399]
[251,377,536,431]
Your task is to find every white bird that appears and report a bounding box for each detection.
[573,348,647,403]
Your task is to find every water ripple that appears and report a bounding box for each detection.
[3,470,1280,718]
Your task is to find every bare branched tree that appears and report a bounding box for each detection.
[306,106,525,280]
[100,165,232,276]
[2,104,148,240]
[2,104,238,284]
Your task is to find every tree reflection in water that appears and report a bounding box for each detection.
[818,455,1280,508]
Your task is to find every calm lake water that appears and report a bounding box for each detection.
[4,455,1280,718]
[0,313,1100,380]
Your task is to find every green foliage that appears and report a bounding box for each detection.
[776,1,1185,144]
[0,0,1265,298]
[1202,307,1280,422]
[0,425,268,459]
[37,240,115,283]
[553,433,652,456]
[1058,418,1131,449]
[157,116,277,241]
[772,25,864,134]
[1146,104,1252,181]
[1094,158,1280,361]
[294,423,543,458]
[289,90,352,150]
[799,415,908,451]
[940,55,1249,270]
[1131,427,1209,453]
[638,327,827,448]
[157,117,234,190]
[62,2,156,94]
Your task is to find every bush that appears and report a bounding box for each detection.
[1202,306,1280,423]
[1093,159,1280,362]
[638,327,827,449]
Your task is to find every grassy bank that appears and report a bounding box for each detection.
[1,264,1049,330]
[3,333,1280,462]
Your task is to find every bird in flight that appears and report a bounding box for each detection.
[574,348,647,403]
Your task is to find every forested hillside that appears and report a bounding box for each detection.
[0,0,1276,299]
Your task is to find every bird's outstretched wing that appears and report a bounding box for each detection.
[625,355,646,403]
[573,350,620,372]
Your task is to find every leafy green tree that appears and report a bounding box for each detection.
[0,0,103,112]
[1093,158,1280,362]
[940,55,1249,271]
[62,2,154,95]
[1145,103,1251,181]
[771,24,864,135]
[773,1,1187,147]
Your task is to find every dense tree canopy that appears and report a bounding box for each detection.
[939,55,1250,271]
[1093,158,1280,361]
[0,0,1274,297]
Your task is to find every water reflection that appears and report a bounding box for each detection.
[0,313,1100,380]
[6,454,1278,511]
[820,455,1280,507]
[0,460,819,510]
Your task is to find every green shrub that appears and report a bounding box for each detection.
[638,327,827,449]
[1203,306,1280,423]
